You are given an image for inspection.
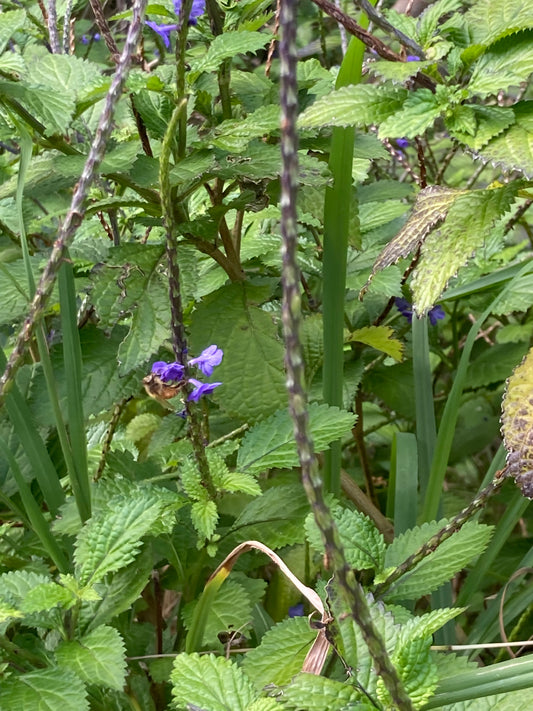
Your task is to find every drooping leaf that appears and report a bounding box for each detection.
[501,346,533,498]
[170,653,256,711]
[237,403,356,473]
[242,617,317,691]
[0,668,89,711]
[55,625,126,691]
[349,326,403,362]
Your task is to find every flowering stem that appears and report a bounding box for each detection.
[176,0,194,159]
[278,0,412,708]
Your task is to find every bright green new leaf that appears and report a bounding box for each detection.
[237,403,356,473]
[382,635,437,707]
[0,668,89,711]
[20,582,74,613]
[55,625,126,691]
[469,33,533,97]
[378,89,443,139]
[190,31,270,77]
[480,101,533,176]
[190,499,218,540]
[447,104,515,150]
[349,325,404,362]
[171,653,256,710]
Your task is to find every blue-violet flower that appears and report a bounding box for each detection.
[145,21,178,48]
[406,55,420,61]
[147,0,205,48]
[396,138,409,150]
[188,345,223,376]
[395,297,445,326]
[187,378,222,402]
[150,344,223,403]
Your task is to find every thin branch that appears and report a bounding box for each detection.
[353,0,425,57]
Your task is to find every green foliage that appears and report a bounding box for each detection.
[0,669,89,711]
[280,674,371,710]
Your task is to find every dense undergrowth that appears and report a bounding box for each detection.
[0,0,532,709]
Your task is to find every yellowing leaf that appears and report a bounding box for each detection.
[349,326,404,362]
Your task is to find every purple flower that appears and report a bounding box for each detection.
[396,138,409,150]
[81,33,101,44]
[407,55,420,61]
[146,21,179,49]
[395,298,445,326]
[188,345,223,376]
[289,603,304,618]
[174,0,206,24]
[187,378,222,402]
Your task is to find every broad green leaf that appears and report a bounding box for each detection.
[190,499,218,540]
[189,283,287,423]
[191,31,270,77]
[306,506,386,572]
[75,491,166,585]
[298,84,407,129]
[466,341,528,389]
[370,59,434,84]
[469,33,533,97]
[170,653,256,710]
[247,701,280,711]
[359,200,409,233]
[211,104,280,152]
[448,105,515,150]
[363,186,461,293]
[418,0,463,45]
[412,183,520,313]
[480,101,533,176]
[280,673,370,710]
[22,48,102,102]
[379,520,493,601]
[20,582,74,613]
[0,570,50,608]
[400,607,463,642]
[0,668,88,711]
[380,635,437,707]
[231,483,310,548]
[55,625,126,690]
[237,403,356,473]
[182,580,253,647]
[465,0,533,45]
[0,9,26,54]
[379,89,443,139]
[242,617,317,691]
[349,326,403,362]
[22,84,76,135]
[0,52,24,75]
[216,471,261,496]
[501,346,533,498]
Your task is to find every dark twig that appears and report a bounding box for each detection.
[0,0,148,403]
[47,0,61,53]
[88,0,121,61]
[353,0,425,57]
[278,0,413,708]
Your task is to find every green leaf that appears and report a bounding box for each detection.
[211,104,280,152]
[465,0,533,45]
[447,105,515,150]
[412,183,520,313]
[418,0,463,45]
[189,283,287,423]
[370,59,434,84]
[501,346,533,498]
[0,668,89,711]
[190,31,270,77]
[242,617,317,691]
[480,101,533,176]
[170,653,256,710]
[217,471,262,496]
[20,84,75,135]
[0,9,26,54]
[349,326,403,362]
[466,341,528,389]
[280,673,369,710]
[400,607,463,642]
[468,32,533,97]
[298,84,407,129]
[237,403,356,473]
[306,506,386,572]
[359,200,409,233]
[380,635,437,707]
[55,625,126,691]
[379,89,443,139]
[20,582,74,613]
[379,520,493,601]
[22,48,102,103]
[190,499,218,540]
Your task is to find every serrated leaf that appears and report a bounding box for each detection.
[189,283,287,422]
[55,625,126,690]
[191,31,270,77]
[217,471,261,496]
[0,52,24,75]
[359,200,409,233]
[23,84,76,135]
[418,0,463,45]
[211,104,280,152]
[448,104,515,150]
[242,617,317,691]
[281,673,369,710]
[380,635,437,707]
[350,326,403,362]
[465,0,533,45]
[75,493,166,585]
[480,101,533,176]
[0,668,89,711]
[0,10,25,54]
[380,520,493,601]
[237,403,356,473]
[469,32,533,97]
[400,607,463,643]
[412,183,520,313]
[378,89,443,139]
[20,582,74,613]
[170,653,256,710]
[298,84,407,129]
[231,484,310,548]
[190,499,218,540]
[22,48,102,102]
[363,186,461,293]
[306,506,386,572]
[501,346,533,498]
[466,341,528,389]
[370,59,433,84]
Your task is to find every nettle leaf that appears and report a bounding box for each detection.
[191,31,270,77]
[280,674,369,710]
[400,607,463,642]
[379,520,493,601]
[468,32,533,97]
[237,403,356,473]
[380,635,437,708]
[20,83,76,135]
[170,653,256,710]
[362,186,461,293]
[55,625,126,691]
[501,346,533,498]
[418,0,463,45]
[190,499,218,540]
[211,104,280,152]
[75,491,167,585]
[349,326,403,362]
[242,617,317,691]
[189,283,287,423]
[467,341,528,389]
[480,101,533,176]
[22,47,102,102]
[0,668,88,711]
[378,89,443,139]
[412,183,520,313]
[465,0,533,45]
[298,84,407,129]
[0,9,26,54]
[20,582,74,613]
[369,59,434,84]
[448,105,515,150]
[231,483,310,548]
[359,200,409,233]
[306,506,386,573]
